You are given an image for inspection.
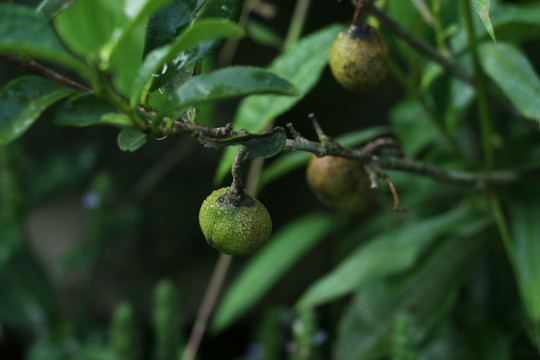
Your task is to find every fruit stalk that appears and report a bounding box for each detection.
[230,145,248,204]
[351,0,371,27]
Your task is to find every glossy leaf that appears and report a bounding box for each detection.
[0,4,90,78]
[101,0,172,63]
[131,19,245,105]
[212,213,335,332]
[118,128,148,152]
[144,0,242,54]
[53,94,130,127]
[334,234,485,360]
[143,0,242,88]
[479,42,540,123]
[36,0,80,18]
[259,126,391,188]
[296,208,489,310]
[161,66,297,114]
[0,76,74,144]
[472,0,496,42]
[54,0,170,66]
[214,23,343,184]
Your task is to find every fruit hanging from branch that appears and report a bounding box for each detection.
[306,155,377,213]
[199,187,272,256]
[328,0,389,92]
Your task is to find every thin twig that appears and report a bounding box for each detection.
[181,254,233,360]
[372,165,406,212]
[284,137,523,186]
[1,54,92,92]
[141,118,529,186]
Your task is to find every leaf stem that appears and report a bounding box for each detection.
[460,0,495,169]
[97,71,148,131]
[283,0,312,51]
[489,195,517,270]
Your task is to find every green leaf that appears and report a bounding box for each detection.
[334,234,485,360]
[296,208,489,310]
[131,18,245,105]
[259,126,391,188]
[53,93,130,127]
[36,0,80,18]
[117,128,148,152]
[452,2,540,54]
[161,66,297,114]
[220,127,287,159]
[214,23,343,185]
[144,0,242,55]
[110,302,137,360]
[54,0,171,67]
[246,20,283,50]
[142,0,242,90]
[390,98,439,156]
[471,0,496,42]
[0,243,59,330]
[0,76,74,144]
[103,0,172,62]
[152,280,183,360]
[0,4,91,79]
[491,2,540,36]
[212,213,335,332]
[479,42,540,123]
[509,186,540,343]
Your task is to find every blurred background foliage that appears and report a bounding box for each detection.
[1,0,540,359]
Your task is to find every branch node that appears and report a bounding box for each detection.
[309,114,333,144]
[364,165,379,189]
[286,123,307,142]
[361,137,403,157]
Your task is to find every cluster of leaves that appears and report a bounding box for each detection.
[1,0,540,359]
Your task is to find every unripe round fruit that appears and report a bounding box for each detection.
[328,24,389,92]
[199,187,272,256]
[306,155,376,213]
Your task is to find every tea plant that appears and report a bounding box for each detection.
[1,0,540,359]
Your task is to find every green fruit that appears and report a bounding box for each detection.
[306,155,376,213]
[328,24,389,92]
[199,187,272,256]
